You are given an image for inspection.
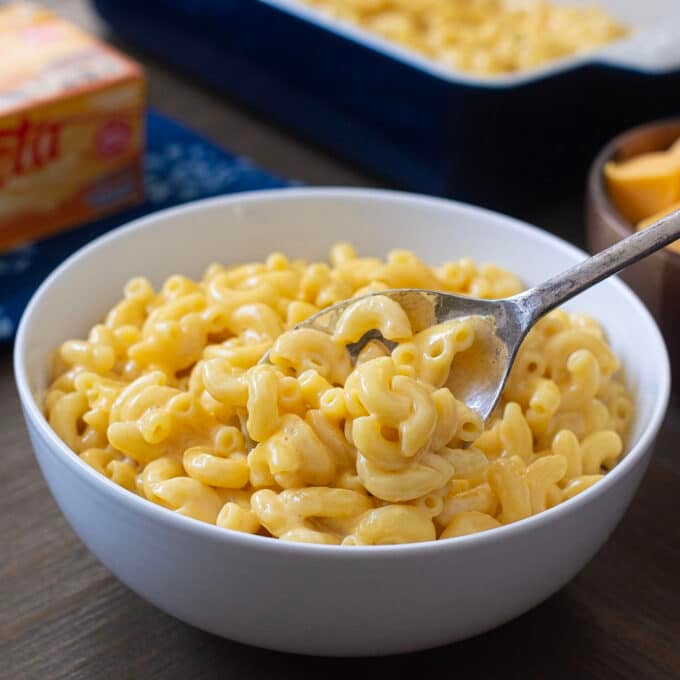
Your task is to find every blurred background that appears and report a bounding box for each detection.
[2,1,680,676]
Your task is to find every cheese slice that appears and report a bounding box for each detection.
[605,152,680,224]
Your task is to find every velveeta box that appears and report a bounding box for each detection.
[0,2,145,251]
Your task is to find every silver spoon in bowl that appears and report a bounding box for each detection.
[263,210,680,422]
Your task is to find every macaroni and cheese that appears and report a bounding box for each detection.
[297,0,628,76]
[45,244,633,545]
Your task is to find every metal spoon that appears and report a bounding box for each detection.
[264,209,680,422]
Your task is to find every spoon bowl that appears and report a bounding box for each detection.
[267,207,680,421]
[275,289,523,421]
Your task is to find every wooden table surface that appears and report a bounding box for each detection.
[2,2,679,678]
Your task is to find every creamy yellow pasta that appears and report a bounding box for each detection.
[45,244,633,545]
[298,0,628,76]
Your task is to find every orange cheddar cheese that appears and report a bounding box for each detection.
[670,138,680,158]
[604,152,680,224]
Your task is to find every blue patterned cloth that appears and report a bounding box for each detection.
[0,111,289,344]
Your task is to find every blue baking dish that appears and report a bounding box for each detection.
[94,0,680,211]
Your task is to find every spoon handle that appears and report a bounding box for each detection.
[516,208,680,324]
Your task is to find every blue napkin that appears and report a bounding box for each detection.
[0,111,289,343]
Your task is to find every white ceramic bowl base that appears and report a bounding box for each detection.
[15,189,670,656]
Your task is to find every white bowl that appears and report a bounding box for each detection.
[14,188,670,656]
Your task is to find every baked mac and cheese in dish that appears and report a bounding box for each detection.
[297,0,629,76]
[45,244,633,545]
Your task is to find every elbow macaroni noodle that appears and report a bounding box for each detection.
[297,0,628,76]
[45,243,633,545]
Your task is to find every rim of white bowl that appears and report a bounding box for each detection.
[14,187,671,558]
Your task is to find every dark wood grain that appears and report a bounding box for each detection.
[2,2,679,678]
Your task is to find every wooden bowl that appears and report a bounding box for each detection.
[587,119,680,390]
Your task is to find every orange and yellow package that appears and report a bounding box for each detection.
[0,2,145,251]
